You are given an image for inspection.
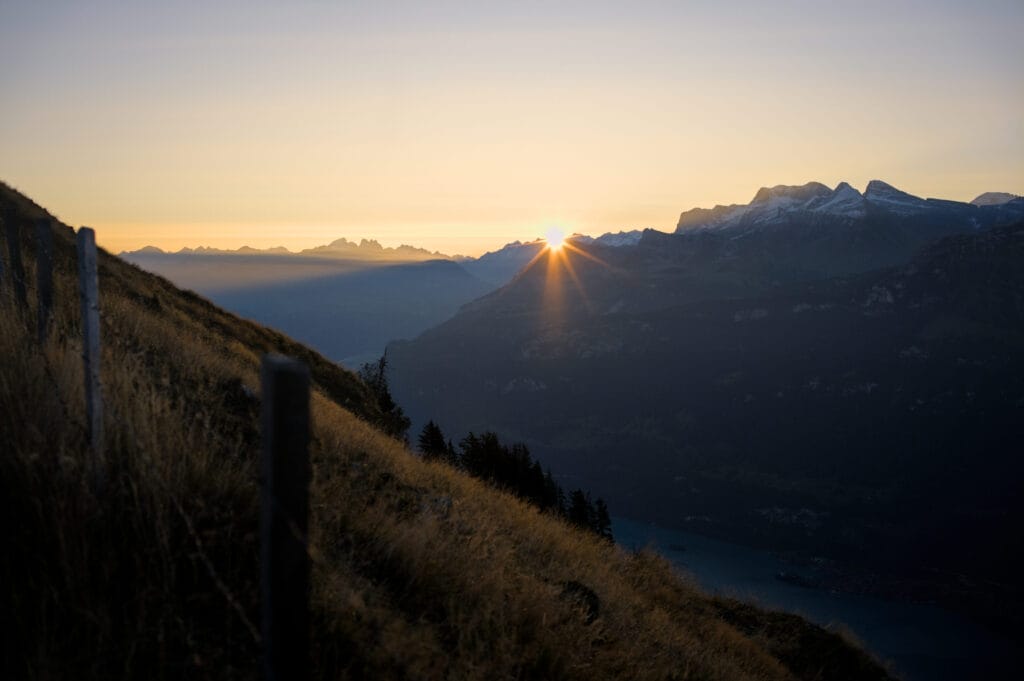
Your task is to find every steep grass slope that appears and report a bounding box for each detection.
[0,182,893,680]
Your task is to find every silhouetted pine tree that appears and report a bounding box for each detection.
[458,432,486,479]
[418,420,447,460]
[542,470,561,512]
[524,460,544,508]
[358,351,411,439]
[568,489,594,530]
[594,498,614,542]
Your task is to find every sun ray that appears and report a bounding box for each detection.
[557,247,591,309]
[518,242,552,277]
[543,241,566,316]
[561,240,611,269]
[518,231,618,322]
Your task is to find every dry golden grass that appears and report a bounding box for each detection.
[0,182,894,680]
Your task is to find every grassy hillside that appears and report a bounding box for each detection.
[0,182,893,680]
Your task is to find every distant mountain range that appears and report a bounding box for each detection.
[666,181,1024,285]
[676,181,1023,233]
[123,230,651,270]
[127,237,456,261]
[121,238,551,364]
[120,178,1022,368]
[388,180,1024,627]
[121,231,651,363]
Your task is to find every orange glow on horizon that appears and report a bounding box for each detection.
[2,4,1020,256]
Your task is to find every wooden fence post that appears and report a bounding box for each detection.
[36,218,54,344]
[77,227,103,458]
[260,354,311,681]
[0,216,6,289]
[5,217,27,308]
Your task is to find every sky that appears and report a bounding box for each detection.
[1,1,1022,256]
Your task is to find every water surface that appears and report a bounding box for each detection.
[613,517,1019,681]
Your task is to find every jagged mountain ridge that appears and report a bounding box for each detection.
[123,232,647,267]
[676,180,1024,234]
[124,237,455,262]
[657,181,1024,286]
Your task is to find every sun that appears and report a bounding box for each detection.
[545,227,566,252]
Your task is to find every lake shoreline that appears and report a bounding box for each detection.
[614,509,1022,641]
[613,516,1020,681]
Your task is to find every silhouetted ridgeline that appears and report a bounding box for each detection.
[0,181,894,679]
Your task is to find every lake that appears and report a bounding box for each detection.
[613,517,1019,681]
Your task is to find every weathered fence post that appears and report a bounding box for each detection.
[0,216,6,288]
[77,227,103,458]
[260,354,311,681]
[5,217,27,307]
[36,218,54,344]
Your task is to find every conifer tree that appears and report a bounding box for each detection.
[594,498,614,542]
[418,420,447,460]
[568,489,593,530]
[358,351,411,439]
[428,425,613,539]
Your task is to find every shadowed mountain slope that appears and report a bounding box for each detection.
[389,221,1024,635]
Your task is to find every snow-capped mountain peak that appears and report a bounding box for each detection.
[676,203,746,231]
[675,179,1024,236]
[675,180,977,233]
[971,192,1021,207]
[676,181,856,233]
[593,230,643,247]
[861,180,932,215]
[750,182,832,205]
[810,182,866,217]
